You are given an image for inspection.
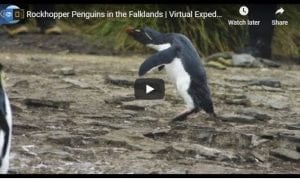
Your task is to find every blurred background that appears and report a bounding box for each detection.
[54,4,300,59]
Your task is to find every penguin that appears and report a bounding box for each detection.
[126,26,217,121]
[0,64,12,174]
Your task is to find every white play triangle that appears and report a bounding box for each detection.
[146,85,154,94]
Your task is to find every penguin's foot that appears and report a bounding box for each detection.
[171,108,196,122]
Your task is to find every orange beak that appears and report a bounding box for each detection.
[125,27,135,34]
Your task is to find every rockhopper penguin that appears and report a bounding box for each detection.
[126,27,216,121]
[0,64,12,174]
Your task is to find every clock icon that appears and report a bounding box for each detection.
[239,6,249,16]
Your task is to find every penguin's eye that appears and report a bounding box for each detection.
[144,32,152,40]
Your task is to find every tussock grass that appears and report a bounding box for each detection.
[59,4,300,58]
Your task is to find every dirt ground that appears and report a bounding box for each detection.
[1,33,300,174]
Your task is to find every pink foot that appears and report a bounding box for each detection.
[172,108,194,122]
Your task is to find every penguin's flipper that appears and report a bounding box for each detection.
[0,113,9,160]
[0,90,9,162]
[139,46,178,76]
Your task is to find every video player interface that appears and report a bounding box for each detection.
[0,3,299,175]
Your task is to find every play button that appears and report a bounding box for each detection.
[134,78,165,100]
[146,85,154,94]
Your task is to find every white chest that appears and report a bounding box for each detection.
[165,58,189,83]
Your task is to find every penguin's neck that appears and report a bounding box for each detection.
[146,43,171,51]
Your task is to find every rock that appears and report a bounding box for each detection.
[12,80,29,88]
[269,100,289,110]
[210,131,252,148]
[288,87,300,92]
[121,104,145,111]
[99,129,168,152]
[104,95,135,105]
[62,78,91,89]
[121,100,166,111]
[63,147,97,160]
[206,61,227,70]
[169,121,189,130]
[132,116,158,122]
[286,123,300,130]
[236,109,271,122]
[188,127,215,143]
[143,126,171,139]
[222,94,248,100]
[251,151,266,162]
[216,57,233,66]
[53,67,75,76]
[82,120,127,130]
[225,76,253,82]
[21,145,38,157]
[258,130,276,140]
[10,102,24,113]
[278,131,300,143]
[24,98,71,109]
[47,131,85,147]
[261,86,284,92]
[257,58,281,68]
[105,75,135,87]
[13,122,40,132]
[248,79,281,88]
[251,135,270,147]
[232,54,262,67]
[170,142,239,162]
[82,114,115,119]
[224,98,251,106]
[220,114,257,124]
[297,145,300,153]
[221,94,251,106]
[41,150,76,162]
[247,94,289,110]
[270,147,300,162]
[205,51,234,61]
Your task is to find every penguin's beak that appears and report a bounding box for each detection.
[125,27,135,34]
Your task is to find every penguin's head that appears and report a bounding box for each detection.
[126,26,168,46]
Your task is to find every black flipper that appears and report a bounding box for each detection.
[0,89,9,165]
[0,113,9,162]
[139,45,179,76]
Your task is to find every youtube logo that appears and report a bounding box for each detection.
[134,78,165,100]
